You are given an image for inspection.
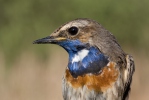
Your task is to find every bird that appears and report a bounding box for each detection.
[33,18,135,100]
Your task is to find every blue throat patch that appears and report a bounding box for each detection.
[57,39,109,78]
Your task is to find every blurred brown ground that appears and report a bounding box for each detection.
[0,46,148,100]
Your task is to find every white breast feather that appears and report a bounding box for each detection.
[72,49,89,63]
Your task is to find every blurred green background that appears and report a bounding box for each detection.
[0,0,149,100]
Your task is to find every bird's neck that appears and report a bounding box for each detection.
[67,46,109,78]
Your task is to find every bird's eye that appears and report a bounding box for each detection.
[68,26,78,35]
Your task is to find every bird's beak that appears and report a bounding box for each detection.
[33,36,67,44]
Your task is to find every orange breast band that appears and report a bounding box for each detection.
[65,62,119,92]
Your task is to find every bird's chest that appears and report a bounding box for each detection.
[62,62,122,100]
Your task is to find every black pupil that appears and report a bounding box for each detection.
[68,26,78,35]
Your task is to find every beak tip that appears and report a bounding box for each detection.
[33,36,51,44]
[33,41,36,44]
[33,40,38,44]
[33,36,66,44]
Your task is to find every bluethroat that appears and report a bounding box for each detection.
[33,18,135,100]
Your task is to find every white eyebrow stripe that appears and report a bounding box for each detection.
[72,49,89,63]
[60,21,89,31]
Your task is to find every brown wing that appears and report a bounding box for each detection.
[122,55,135,100]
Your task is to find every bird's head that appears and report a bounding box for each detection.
[33,18,125,77]
[33,18,97,53]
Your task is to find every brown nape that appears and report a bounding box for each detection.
[65,62,119,92]
[92,27,126,65]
